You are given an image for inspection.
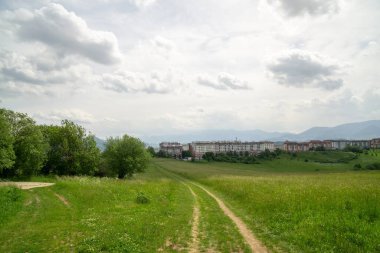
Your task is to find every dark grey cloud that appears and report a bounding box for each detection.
[268,0,339,17]
[197,73,250,90]
[268,50,343,90]
[6,3,122,65]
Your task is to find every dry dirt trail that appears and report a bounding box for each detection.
[191,182,269,253]
[162,167,269,253]
[0,182,55,189]
[186,186,200,253]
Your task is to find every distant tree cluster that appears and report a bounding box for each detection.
[201,149,280,164]
[0,108,150,179]
[343,145,366,153]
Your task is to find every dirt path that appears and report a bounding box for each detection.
[0,182,55,190]
[54,192,70,206]
[186,186,200,253]
[157,166,269,252]
[193,182,269,253]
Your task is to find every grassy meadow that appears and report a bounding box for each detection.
[157,150,380,253]
[1,150,379,252]
[0,167,195,253]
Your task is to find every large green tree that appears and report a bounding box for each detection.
[0,113,15,174]
[0,108,47,177]
[40,120,100,175]
[103,135,150,178]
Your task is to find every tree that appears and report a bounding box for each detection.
[103,135,150,178]
[147,146,156,157]
[202,152,215,161]
[78,134,101,175]
[182,150,192,158]
[40,120,100,176]
[0,108,48,177]
[0,113,15,175]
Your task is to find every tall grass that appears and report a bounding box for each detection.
[0,186,24,225]
[158,153,380,252]
[0,166,194,252]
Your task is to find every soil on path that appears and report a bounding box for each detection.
[187,186,200,253]
[0,182,55,190]
[54,192,70,206]
[192,182,269,253]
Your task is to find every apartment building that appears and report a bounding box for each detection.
[330,140,370,150]
[159,142,182,158]
[370,138,380,149]
[191,141,275,159]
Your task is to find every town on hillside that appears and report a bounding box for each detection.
[159,138,380,159]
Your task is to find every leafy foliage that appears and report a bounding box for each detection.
[0,108,47,177]
[181,150,192,158]
[0,114,15,173]
[103,135,150,178]
[366,162,380,170]
[40,120,100,176]
[147,146,156,157]
[201,149,279,164]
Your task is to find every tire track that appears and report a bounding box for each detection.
[158,166,269,253]
[187,186,200,253]
[191,182,269,253]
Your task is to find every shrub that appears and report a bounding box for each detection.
[135,192,150,204]
[365,163,380,170]
[353,164,362,170]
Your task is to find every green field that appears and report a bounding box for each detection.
[1,151,380,252]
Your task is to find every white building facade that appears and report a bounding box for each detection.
[191,141,275,159]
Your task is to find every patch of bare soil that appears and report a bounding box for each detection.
[54,193,70,206]
[187,187,200,253]
[194,183,269,253]
[0,182,55,190]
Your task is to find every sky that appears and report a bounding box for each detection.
[0,0,379,139]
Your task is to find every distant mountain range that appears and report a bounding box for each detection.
[94,136,106,151]
[140,120,380,146]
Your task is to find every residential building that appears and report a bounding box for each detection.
[370,138,380,149]
[159,142,182,158]
[330,140,370,150]
[190,141,275,159]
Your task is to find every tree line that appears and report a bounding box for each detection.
[0,108,150,179]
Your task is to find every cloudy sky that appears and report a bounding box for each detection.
[0,0,379,139]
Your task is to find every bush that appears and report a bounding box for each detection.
[353,163,362,170]
[365,163,380,170]
[135,192,150,204]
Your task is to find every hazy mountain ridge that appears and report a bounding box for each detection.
[94,136,106,151]
[140,120,380,146]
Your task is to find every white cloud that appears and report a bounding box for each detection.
[130,0,157,9]
[151,36,175,51]
[4,3,122,65]
[0,50,91,85]
[197,73,250,90]
[0,82,53,96]
[34,109,96,124]
[267,50,344,90]
[0,0,379,138]
[100,70,175,94]
[296,88,380,118]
